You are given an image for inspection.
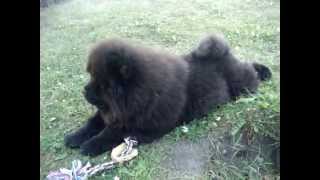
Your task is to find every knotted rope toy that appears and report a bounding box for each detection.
[47,137,138,180]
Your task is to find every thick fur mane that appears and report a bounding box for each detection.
[87,39,189,134]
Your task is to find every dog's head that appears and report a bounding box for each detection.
[84,39,141,123]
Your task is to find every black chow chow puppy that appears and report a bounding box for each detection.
[65,34,271,156]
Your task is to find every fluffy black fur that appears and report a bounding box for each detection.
[181,34,272,122]
[65,34,272,156]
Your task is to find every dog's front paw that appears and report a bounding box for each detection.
[80,138,114,156]
[64,132,87,148]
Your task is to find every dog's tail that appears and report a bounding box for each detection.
[252,62,272,81]
[191,34,230,60]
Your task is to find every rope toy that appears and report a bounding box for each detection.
[47,137,138,180]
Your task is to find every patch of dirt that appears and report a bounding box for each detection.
[159,132,279,179]
[160,137,211,179]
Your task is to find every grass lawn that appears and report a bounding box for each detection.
[40,0,280,179]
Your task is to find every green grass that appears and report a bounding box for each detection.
[40,0,280,179]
